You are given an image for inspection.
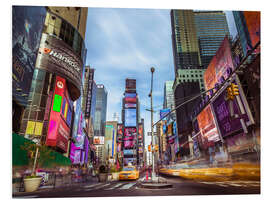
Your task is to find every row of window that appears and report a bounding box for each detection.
[43,11,85,60]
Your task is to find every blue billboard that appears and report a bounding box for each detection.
[125,108,136,127]
[160,108,170,120]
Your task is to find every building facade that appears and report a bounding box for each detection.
[18,7,88,159]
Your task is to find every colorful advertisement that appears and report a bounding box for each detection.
[243,11,260,49]
[46,76,70,152]
[160,109,170,120]
[125,93,137,104]
[93,136,105,145]
[12,6,46,106]
[84,137,89,164]
[124,127,137,137]
[197,105,220,142]
[36,33,83,100]
[204,36,235,91]
[123,150,136,155]
[211,83,250,138]
[125,103,137,108]
[125,109,137,127]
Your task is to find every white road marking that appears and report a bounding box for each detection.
[93,183,111,190]
[83,183,102,189]
[119,182,136,190]
[104,183,125,190]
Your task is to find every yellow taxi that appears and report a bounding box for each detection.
[119,166,139,180]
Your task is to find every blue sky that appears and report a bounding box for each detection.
[84,8,237,147]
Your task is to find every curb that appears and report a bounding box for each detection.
[138,182,173,189]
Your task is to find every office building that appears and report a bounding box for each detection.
[194,11,230,68]
[18,7,88,158]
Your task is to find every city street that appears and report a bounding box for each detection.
[13,173,260,198]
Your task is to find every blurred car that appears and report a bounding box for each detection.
[119,166,139,180]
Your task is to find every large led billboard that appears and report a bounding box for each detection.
[93,136,105,145]
[125,103,136,108]
[125,79,136,91]
[125,93,137,104]
[204,36,235,91]
[124,127,137,137]
[243,11,260,50]
[211,80,251,138]
[12,6,46,106]
[197,105,220,143]
[125,109,136,127]
[160,109,170,120]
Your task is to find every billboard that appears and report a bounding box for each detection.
[125,103,136,108]
[211,81,250,138]
[204,36,235,91]
[85,69,95,118]
[243,11,260,50]
[123,149,136,155]
[197,105,220,142]
[36,33,83,100]
[125,93,137,104]
[160,109,170,120]
[12,6,46,106]
[93,136,105,145]
[125,109,137,127]
[124,127,137,137]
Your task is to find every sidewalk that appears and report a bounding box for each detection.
[12,175,99,197]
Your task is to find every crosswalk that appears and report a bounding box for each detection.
[83,182,137,191]
[198,180,260,188]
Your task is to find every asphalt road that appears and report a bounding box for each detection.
[13,173,260,198]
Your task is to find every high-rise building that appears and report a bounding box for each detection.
[94,84,108,137]
[163,81,176,120]
[170,10,202,74]
[105,121,118,166]
[12,6,47,133]
[170,9,230,157]
[18,7,88,158]
[194,11,230,68]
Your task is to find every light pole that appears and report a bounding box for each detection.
[149,67,156,180]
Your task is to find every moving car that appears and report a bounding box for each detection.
[119,166,139,180]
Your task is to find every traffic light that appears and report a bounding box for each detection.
[154,145,159,152]
[226,86,234,100]
[148,145,151,152]
[231,83,239,96]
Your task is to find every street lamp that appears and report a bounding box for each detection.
[149,67,156,180]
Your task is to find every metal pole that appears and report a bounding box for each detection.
[32,145,39,175]
[150,67,155,180]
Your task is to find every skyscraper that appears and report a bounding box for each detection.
[194,11,230,68]
[94,84,108,137]
[170,9,229,157]
[163,81,176,120]
[18,7,88,157]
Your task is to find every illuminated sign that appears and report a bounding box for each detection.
[93,136,105,145]
[36,33,83,100]
[125,109,137,127]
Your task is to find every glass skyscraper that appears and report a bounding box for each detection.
[94,84,108,137]
[194,11,229,68]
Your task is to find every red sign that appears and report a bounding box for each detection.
[56,117,70,152]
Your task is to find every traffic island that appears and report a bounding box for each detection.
[138,176,173,189]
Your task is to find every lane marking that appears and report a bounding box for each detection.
[92,183,111,190]
[105,183,125,190]
[119,182,137,190]
[83,183,102,189]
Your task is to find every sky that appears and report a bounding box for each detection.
[84,8,238,148]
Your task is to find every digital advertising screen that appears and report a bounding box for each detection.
[243,11,260,49]
[160,109,170,120]
[125,103,137,108]
[124,127,137,137]
[197,105,220,142]
[93,136,105,145]
[125,109,137,127]
[204,36,235,91]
